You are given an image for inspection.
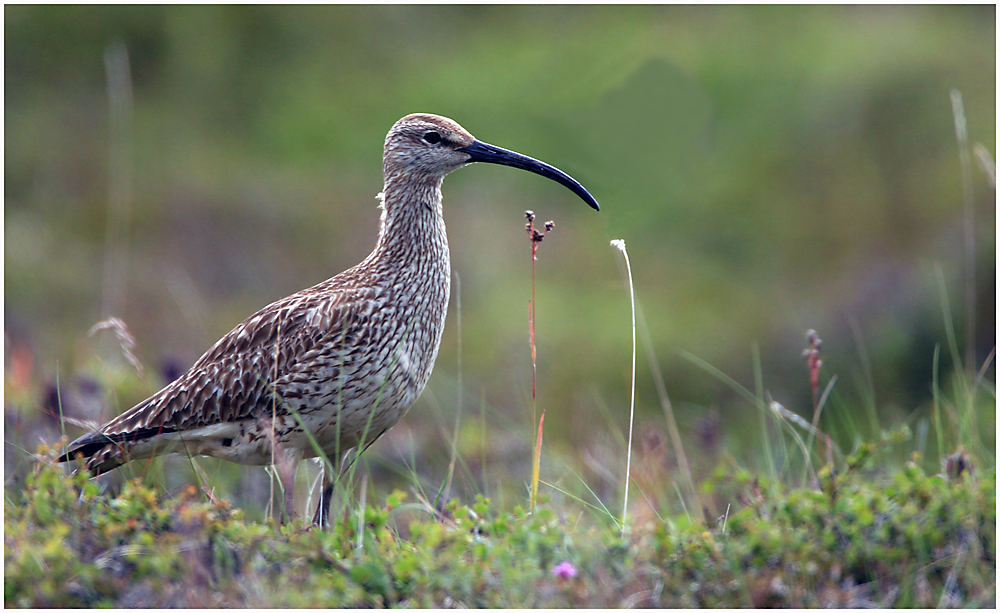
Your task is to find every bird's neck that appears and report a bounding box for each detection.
[369,173,449,266]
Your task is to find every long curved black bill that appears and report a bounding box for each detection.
[458,140,600,211]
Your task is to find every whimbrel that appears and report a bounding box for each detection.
[58,113,599,524]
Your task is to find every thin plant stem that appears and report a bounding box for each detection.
[636,302,699,517]
[270,320,283,523]
[525,211,553,514]
[932,344,945,458]
[529,217,539,513]
[480,390,487,491]
[455,270,462,418]
[55,363,66,441]
[356,472,368,550]
[949,89,976,376]
[531,410,545,512]
[438,271,464,505]
[610,239,636,539]
[847,317,881,436]
[973,143,995,188]
[540,478,618,524]
[803,374,838,468]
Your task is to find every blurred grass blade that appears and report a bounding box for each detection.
[949,89,976,375]
[530,410,544,514]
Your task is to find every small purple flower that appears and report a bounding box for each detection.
[551,561,578,579]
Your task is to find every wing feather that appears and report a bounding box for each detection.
[59,274,375,467]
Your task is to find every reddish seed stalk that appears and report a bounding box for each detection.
[803,329,832,465]
[530,235,537,408]
[525,210,552,514]
[803,329,823,427]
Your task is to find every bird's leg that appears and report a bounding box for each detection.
[311,453,340,528]
[312,473,334,528]
[272,444,301,525]
[311,450,352,528]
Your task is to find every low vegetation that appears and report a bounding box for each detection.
[6,429,994,608]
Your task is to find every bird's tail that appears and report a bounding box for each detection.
[57,425,177,476]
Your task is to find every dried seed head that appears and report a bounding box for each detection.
[806,329,822,349]
[803,329,823,360]
[944,447,974,481]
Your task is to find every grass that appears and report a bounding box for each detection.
[6,430,994,607]
[6,251,994,606]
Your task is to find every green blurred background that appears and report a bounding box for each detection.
[5,5,995,514]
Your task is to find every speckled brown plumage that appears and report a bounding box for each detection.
[58,113,598,523]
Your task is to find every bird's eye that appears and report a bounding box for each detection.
[422,131,442,145]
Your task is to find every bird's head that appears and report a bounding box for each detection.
[384,113,599,211]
